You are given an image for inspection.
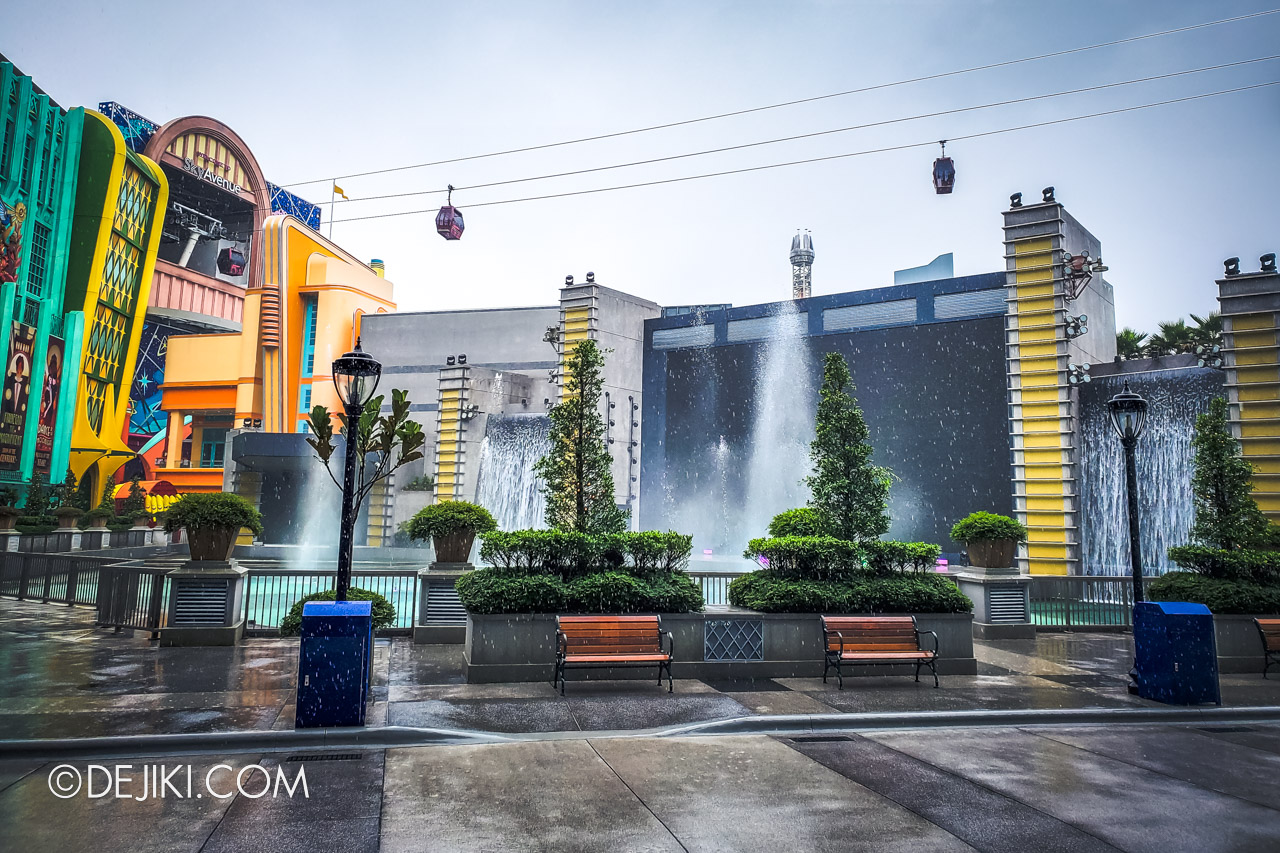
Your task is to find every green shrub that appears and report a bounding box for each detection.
[456,571,569,614]
[1166,545,1280,585]
[768,508,826,538]
[478,529,692,579]
[162,492,263,536]
[863,541,942,575]
[455,568,703,614]
[743,536,864,580]
[1148,571,1280,615]
[83,506,115,522]
[728,571,972,614]
[405,500,497,541]
[950,511,1027,544]
[278,587,397,636]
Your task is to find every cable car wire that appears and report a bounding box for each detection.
[323,80,1278,225]
[278,8,1280,189]
[314,54,1280,206]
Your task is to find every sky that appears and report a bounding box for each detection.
[6,0,1279,331]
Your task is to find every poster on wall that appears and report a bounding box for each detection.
[34,335,64,475]
[0,201,26,285]
[0,321,35,470]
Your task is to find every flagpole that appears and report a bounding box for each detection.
[329,179,336,240]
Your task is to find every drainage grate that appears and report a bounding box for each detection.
[789,735,853,743]
[1198,727,1256,734]
[284,753,364,762]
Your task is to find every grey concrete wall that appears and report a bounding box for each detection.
[1062,206,1117,367]
[463,610,975,683]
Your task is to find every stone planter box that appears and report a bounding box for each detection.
[1214,613,1276,674]
[463,610,975,683]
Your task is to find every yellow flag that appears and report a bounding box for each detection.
[333,184,349,200]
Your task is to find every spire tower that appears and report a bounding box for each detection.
[790,230,814,299]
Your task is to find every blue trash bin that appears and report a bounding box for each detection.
[296,600,373,728]
[1132,601,1221,705]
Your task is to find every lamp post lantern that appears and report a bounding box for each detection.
[1107,380,1149,604]
[331,338,381,601]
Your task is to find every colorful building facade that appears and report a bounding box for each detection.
[159,214,395,493]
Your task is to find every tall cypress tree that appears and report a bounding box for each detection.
[805,352,891,541]
[536,339,626,533]
[1190,396,1271,549]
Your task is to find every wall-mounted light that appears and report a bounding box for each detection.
[1063,250,1108,301]
[1263,253,1278,273]
[253,418,262,428]
[565,274,574,285]
[586,271,596,283]
[1224,257,1241,277]
[1010,192,1023,208]
[1065,314,1088,339]
[446,356,456,366]
[1196,344,1223,369]
[1042,186,1056,203]
[1067,363,1092,385]
[458,354,467,365]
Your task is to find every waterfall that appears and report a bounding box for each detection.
[741,303,815,543]
[475,414,551,531]
[1078,368,1223,575]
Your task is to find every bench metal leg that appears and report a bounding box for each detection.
[914,661,921,683]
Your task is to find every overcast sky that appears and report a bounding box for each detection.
[7,1,1278,330]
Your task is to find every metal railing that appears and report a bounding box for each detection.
[9,528,158,553]
[1030,575,1154,631]
[687,570,743,608]
[0,551,122,607]
[241,569,419,635]
[95,564,169,637]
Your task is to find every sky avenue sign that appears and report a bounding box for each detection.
[182,158,244,195]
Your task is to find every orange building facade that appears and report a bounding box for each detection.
[158,214,394,492]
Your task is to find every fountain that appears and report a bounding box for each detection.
[474,414,551,531]
[1078,367,1224,575]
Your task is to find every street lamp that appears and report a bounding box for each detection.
[331,338,381,601]
[1107,380,1149,604]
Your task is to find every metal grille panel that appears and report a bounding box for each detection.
[171,579,229,625]
[934,288,1006,320]
[704,619,764,661]
[726,312,807,343]
[822,299,916,332]
[652,324,715,350]
[988,584,1028,623]
[426,578,467,625]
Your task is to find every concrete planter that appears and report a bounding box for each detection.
[966,539,1017,569]
[187,526,238,561]
[464,610,975,683]
[432,530,477,563]
[1214,613,1276,674]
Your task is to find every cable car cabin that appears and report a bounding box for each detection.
[436,205,464,240]
[217,246,247,276]
[932,155,955,194]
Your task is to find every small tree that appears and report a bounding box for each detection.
[99,473,117,511]
[122,474,148,516]
[535,339,626,534]
[54,468,80,510]
[24,473,52,515]
[1190,396,1272,550]
[805,352,891,542]
[304,387,426,510]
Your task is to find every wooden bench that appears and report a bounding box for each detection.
[821,615,939,688]
[1256,618,1280,678]
[555,615,673,695]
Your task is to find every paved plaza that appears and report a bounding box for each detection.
[3,599,1280,851]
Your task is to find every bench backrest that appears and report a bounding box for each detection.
[1257,618,1280,651]
[822,616,919,652]
[558,615,664,656]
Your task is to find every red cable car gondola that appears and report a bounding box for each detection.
[436,184,464,240]
[932,140,955,195]
[217,245,247,276]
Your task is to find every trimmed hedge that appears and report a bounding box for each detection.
[768,508,825,538]
[1148,571,1280,615]
[727,571,972,614]
[743,537,942,579]
[279,588,397,636]
[1167,545,1280,585]
[478,530,692,579]
[455,568,704,614]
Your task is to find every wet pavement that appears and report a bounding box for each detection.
[3,599,1280,739]
[3,723,1280,851]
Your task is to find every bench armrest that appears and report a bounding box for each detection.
[918,629,939,655]
[832,630,845,657]
[664,630,675,660]
[555,630,566,661]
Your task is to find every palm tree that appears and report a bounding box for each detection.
[1190,312,1223,350]
[1145,319,1196,356]
[1116,328,1148,359]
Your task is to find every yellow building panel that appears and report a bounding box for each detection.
[1241,422,1280,437]
[1024,447,1065,464]
[1239,386,1280,402]
[1233,329,1277,347]
[1023,433,1064,449]
[1254,495,1280,512]
[1244,439,1280,456]
[440,389,461,400]
[1232,314,1276,332]
[1020,388,1061,404]
[1026,512,1067,529]
[1024,480,1065,496]
[1237,366,1280,384]
[1019,342,1059,359]
[1025,496,1066,512]
[1235,350,1278,367]
[1241,402,1280,419]
[1016,327,1057,344]
[1027,561,1069,576]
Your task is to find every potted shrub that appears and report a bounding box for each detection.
[406,500,497,563]
[129,509,154,528]
[53,505,82,529]
[163,492,263,562]
[950,511,1028,569]
[83,506,114,529]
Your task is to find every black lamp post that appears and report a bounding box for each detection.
[1107,381,1149,604]
[331,339,381,601]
